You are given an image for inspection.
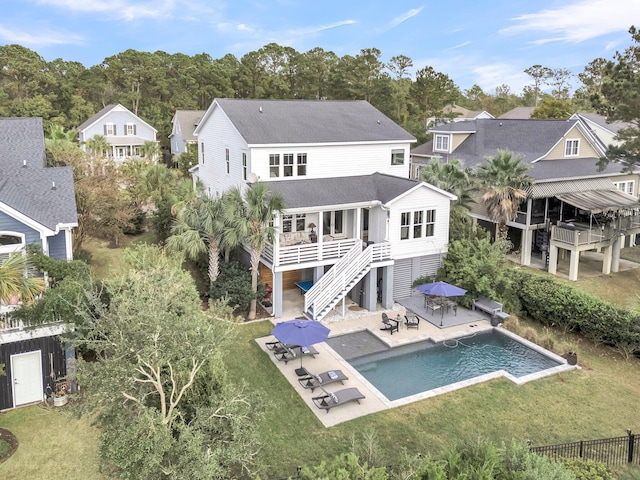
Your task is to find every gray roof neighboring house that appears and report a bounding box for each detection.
[430,118,628,181]
[498,107,536,119]
[0,118,77,230]
[171,110,205,142]
[77,103,158,134]
[264,173,424,209]
[572,112,632,135]
[201,99,416,145]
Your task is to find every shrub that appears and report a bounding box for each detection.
[563,458,614,480]
[209,260,261,314]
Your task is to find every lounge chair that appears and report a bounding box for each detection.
[404,311,420,329]
[381,313,399,334]
[312,387,365,413]
[273,345,318,364]
[298,369,348,392]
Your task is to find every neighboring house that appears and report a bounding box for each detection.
[192,99,456,319]
[0,117,78,410]
[569,112,632,149]
[77,104,158,162]
[426,118,640,281]
[498,106,536,119]
[169,110,205,156]
[427,104,493,128]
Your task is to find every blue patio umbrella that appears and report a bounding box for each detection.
[415,281,467,297]
[271,319,329,346]
[416,281,467,325]
[271,319,330,368]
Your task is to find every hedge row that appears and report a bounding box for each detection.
[513,270,640,358]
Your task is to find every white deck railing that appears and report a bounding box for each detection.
[262,238,360,267]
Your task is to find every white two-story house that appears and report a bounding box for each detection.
[192,99,456,320]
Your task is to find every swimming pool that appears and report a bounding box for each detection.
[327,329,565,401]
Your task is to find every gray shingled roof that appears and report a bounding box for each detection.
[430,118,629,181]
[213,99,416,145]
[498,107,536,119]
[0,118,77,230]
[263,173,421,209]
[576,112,632,134]
[77,104,118,131]
[173,110,205,142]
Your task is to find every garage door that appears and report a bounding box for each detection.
[11,351,43,407]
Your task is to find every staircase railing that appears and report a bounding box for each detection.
[304,242,391,321]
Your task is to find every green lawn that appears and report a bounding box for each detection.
[2,235,640,478]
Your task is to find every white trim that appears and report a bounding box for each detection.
[433,134,451,153]
[564,138,580,157]
[79,104,158,135]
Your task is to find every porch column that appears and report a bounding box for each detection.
[521,229,533,266]
[381,265,394,309]
[313,266,324,283]
[548,245,558,274]
[612,233,624,273]
[568,250,580,281]
[602,244,613,275]
[272,271,283,318]
[363,267,377,312]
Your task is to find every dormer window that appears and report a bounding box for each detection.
[565,139,580,157]
[434,134,450,152]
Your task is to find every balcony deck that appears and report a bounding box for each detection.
[263,238,362,268]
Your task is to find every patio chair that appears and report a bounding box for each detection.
[404,311,420,329]
[298,369,348,392]
[273,345,318,365]
[380,313,399,334]
[312,387,365,413]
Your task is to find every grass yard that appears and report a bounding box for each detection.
[0,403,105,480]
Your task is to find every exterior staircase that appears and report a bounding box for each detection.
[303,242,391,321]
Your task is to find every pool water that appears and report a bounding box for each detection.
[332,330,562,401]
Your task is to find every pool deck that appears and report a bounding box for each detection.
[257,290,575,428]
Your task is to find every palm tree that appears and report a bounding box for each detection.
[139,140,160,163]
[223,183,284,320]
[0,253,45,305]
[84,134,110,160]
[167,192,226,285]
[476,150,533,241]
[419,158,476,209]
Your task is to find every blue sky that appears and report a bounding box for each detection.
[1,0,638,94]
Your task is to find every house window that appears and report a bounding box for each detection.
[297,153,307,176]
[425,209,436,237]
[282,214,306,233]
[565,139,580,157]
[242,153,247,180]
[413,211,423,238]
[283,153,294,177]
[269,154,280,177]
[401,209,435,240]
[125,123,136,135]
[391,149,405,165]
[400,212,410,240]
[225,148,230,174]
[614,180,635,196]
[104,123,116,135]
[434,134,449,152]
[201,142,205,164]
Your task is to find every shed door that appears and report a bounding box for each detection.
[11,351,43,407]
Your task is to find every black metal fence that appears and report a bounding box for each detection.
[531,431,640,465]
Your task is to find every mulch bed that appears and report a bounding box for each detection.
[0,428,18,464]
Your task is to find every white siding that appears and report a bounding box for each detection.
[250,143,411,181]
[387,186,451,260]
[196,108,249,197]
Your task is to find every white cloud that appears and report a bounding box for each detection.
[0,24,84,47]
[449,41,471,50]
[35,0,183,21]
[390,7,424,28]
[500,0,640,43]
